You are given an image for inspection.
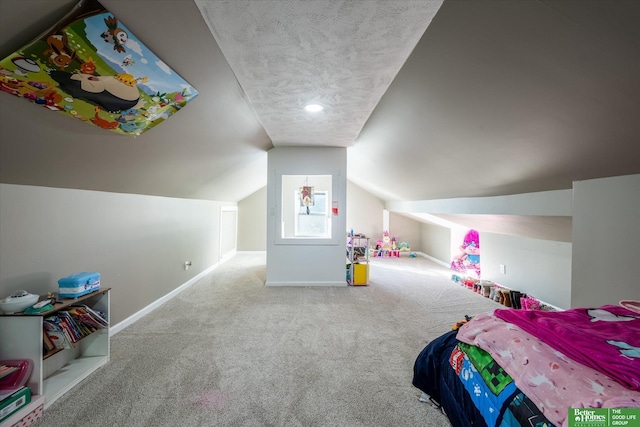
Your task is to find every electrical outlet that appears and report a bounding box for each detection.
[500,264,506,274]
[184,261,192,270]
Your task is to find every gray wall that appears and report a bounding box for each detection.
[345,183,425,251]
[420,222,451,264]
[572,174,640,307]
[346,181,384,240]
[480,233,572,308]
[389,213,422,251]
[0,184,222,325]
[237,187,267,251]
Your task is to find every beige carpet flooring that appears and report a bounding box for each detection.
[34,252,501,427]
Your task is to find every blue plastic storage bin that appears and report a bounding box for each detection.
[58,272,100,299]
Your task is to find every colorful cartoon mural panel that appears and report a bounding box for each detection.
[0,0,198,136]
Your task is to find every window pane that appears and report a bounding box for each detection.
[296,191,328,236]
[281,175,332,239]
[297,214,327,236]
[298,192,326,215]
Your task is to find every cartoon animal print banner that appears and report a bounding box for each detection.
[0,0,198,136]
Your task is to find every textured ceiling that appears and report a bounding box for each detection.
[195,0,443,146]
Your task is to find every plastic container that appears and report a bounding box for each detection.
[353,263,369,285]
[0,359,33,394]
[58,272,100,299]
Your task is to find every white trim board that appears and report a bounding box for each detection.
[265,281,348,287]
[415,251,450,268]
[220,249,237,264]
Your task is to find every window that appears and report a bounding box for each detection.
[280,174,332,240]
[294,190,329,237]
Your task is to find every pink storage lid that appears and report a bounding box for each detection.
[0,359,33,393]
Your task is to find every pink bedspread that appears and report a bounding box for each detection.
[457,311,640,427]
[495,305,640,391]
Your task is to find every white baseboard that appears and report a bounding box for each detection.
[265,280,348,287]
[220,249,237,263]
[110,262,221,336]
[415,251,450,268]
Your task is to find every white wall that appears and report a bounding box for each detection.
[0,184,222,325]
[266,147,347,286]
[237,187,267,251]
[220,206,238,259]
[386,190,572,216]
[571,174,640,307]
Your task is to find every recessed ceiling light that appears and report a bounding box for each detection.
[304,103,324,113]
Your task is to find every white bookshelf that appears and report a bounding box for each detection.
[0,289,110,412]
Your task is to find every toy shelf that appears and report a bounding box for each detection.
[347,235,370,285]
[0,288,110,410]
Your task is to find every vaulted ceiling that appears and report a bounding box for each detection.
[1,0,639,237]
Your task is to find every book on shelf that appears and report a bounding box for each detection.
[68,305,108,329]
[42,330,56,352]
[58,311,83,342]
[58,316,77,346]
[76,304,108,327]
[43,316,73,349]
[42,304,109,350]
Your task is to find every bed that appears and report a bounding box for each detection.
[412,302,640,427]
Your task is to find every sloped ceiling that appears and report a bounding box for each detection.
[1,0,640,239]
[348,0,640,202]
[0,0,273,202]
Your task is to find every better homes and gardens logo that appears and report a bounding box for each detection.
[572,409,608,426]
[569,409,640,427]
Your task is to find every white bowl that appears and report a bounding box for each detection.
[0,290,39,314]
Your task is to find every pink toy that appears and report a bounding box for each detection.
[451,229,481,277]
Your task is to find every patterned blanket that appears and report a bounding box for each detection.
[454,348,518,427]
[458,342,513,395]
[452,343,554,427]
[495,305,640,391]
[457,311,640,427]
